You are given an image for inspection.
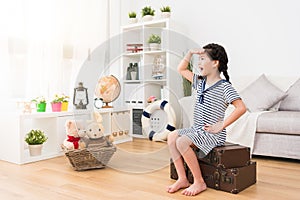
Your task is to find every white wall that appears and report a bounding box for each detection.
[116,0,300,84]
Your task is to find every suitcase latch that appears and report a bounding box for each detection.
[214,171,220,189]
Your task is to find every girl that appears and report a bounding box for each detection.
[167,43,246,196]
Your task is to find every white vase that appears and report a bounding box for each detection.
[128,18,138,24]
[142,15,153,22]
[149,43,160,51]
[28,144,43,156]
[130,71,137,80]
[161,12,171,19]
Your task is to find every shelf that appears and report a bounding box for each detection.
[121,19,176,137]
[1,108,132,164]
[123,52,143,57]
[124,80,142,84]
[144,79,167,84]
[122,18,169,30]
[122,50,166,57]
[143,50,166,55]
[19,110,91,119]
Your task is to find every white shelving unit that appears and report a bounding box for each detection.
[120,19,182,137]
[1,107,131,164]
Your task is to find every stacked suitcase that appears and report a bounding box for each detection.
[170,143,256,194]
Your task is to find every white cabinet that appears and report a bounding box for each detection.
[0,108,131,164]
[121,19,182,136]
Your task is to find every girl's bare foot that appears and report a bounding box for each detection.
[181,182,207,196]
[167,179,190,193]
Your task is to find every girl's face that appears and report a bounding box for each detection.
[198,52,218,76]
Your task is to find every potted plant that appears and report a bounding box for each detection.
[51,94,64,112]
[31,96,47,112]
[60,94,69,111]
[141,6,155,22]
[148,34,161,50]
[160,6,171,18]
[128,11,137,24]
[25,129,48,156]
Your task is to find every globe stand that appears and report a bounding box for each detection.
[102,102,113,108]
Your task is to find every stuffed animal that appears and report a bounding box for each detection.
[83,120,109,148]
[93,112,115,143]
[93,112,103,123]
[63,120,86,150]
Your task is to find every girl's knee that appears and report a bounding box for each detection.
[167,131,178,144]
[175,136,192,154]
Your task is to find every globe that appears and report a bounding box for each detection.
[95,75,121,108]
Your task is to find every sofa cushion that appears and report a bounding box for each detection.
[240,74,287,112]
[256,111,300,135]
[279,78,300,111]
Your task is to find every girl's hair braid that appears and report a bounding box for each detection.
[203,43,230,83]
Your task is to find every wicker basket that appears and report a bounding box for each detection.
[64,144,116,171]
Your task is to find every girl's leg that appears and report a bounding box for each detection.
[167,131,190,193]
[176,136,207,196]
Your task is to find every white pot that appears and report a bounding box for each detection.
[142,15,153,22]
[128,18,138,24]
[28,144,43,156]
[149,43,160,51]
[130,71,137,80]
[161,12,171,19]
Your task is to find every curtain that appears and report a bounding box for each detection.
[0,0,108,111]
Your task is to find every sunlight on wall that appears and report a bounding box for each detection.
[0,0,108,111]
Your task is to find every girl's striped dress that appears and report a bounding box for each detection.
[178,74,241,157]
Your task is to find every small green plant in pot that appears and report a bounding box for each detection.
[31,96,47,112]
[141,6,155,21]
[160,6,171,18]
[128,11,138,24]
[128,11,137,18]
[148,34,161,51]
[25,129,48,156]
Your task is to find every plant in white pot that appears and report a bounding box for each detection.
[25,129,48,156]
[141,6,155,22]
[128,11,137,24]
[148,34,161,51]
[160,6,171,18]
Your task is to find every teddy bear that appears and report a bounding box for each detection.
[63,120,86,150]
[82,121,110,148]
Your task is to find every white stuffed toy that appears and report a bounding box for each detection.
[63,120,86,150]
[92,111,114,143]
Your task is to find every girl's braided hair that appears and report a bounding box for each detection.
[203,43,230,83]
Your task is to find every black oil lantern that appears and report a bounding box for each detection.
[73,82,89,109]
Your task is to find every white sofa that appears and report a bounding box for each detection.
[179,75,300,160]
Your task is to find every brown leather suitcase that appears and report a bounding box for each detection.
[170,159,187,180]
[197,143,251,168]
[170,159,178,180]
[186,161,257,194]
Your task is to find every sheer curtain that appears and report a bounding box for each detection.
[0,0,108,111]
